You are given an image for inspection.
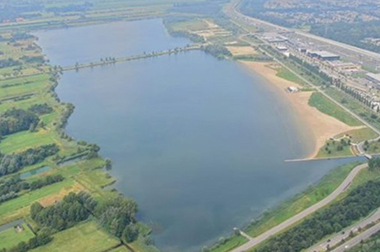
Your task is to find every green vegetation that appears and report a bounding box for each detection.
[347,229,380,252]
[0,224,35,250]
[316,139,353,158]
[309,92,362,126]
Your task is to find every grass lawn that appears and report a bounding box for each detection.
[316,140,353,158]
[209,235,249,252]
[30,221,121,252]
[335,127,378,144]
[276,67,306,86]
[308,92,362,126]
[244,162,361,237]
[108,246,130,252]
[0,224,35,250]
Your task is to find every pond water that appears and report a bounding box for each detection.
[34,19,361,252]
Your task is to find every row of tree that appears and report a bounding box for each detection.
[28,104,53,115]
[0,175,63,204]
[256,180,380,252]
[1,234,52,252]
[0,144,59,177]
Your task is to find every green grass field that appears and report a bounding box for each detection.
[276,67,306,86]
[309,92,362,126]
[244,162,360,237]
[30,221,121,252]
[0,224,35,250]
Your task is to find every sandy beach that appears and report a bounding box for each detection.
[241,61,361,158]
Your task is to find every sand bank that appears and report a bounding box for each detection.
[241,61,361,158]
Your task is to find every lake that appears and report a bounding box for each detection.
[34,19,361,252]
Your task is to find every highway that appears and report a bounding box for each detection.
[230,164,368,252]
[331,221,380,252]
[307,208,380,252]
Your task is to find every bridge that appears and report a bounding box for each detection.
[61,44,203,72]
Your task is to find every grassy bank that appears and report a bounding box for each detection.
[308,92,362,126]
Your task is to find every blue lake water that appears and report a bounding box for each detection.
[34,19,362,252]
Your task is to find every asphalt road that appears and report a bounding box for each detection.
[230,164,368,252]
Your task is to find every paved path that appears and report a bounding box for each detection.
[231,163,368,252]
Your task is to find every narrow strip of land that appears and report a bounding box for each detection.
[231,163,367,252]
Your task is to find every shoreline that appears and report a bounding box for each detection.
[240,61,360,159]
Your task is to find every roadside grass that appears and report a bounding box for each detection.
[325,87,380,131]
[335,127,378,144]
[308,92,362,126]
[0,179,75,225]
[29,221,121,252]
[0,224,35,250]
[208,235,249,252]
[276,67,306,86]
[244,162,361,237]
[316,140,353,158]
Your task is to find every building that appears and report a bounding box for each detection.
[307,51,340,61]
[327,61,361,72]
[276,45,288,51]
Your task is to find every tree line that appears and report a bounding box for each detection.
[0,175,63,204]
[0,144,59,177]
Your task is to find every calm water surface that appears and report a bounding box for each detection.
[35,19,361,252]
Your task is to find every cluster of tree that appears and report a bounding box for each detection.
[31,192,97,232]
[289,54,332,84]
[256,180,380,252]
[98,197,139,242]
[20,56,45,64]
[202,44,232,59]
[0,58,21,69]
[0,233,52,252]
[369,158,380,171]
[311,21,380,54]
[10,33,34,42]
[0,108,40,137]
[0,144,59,177]
[346,229,380,252]
[0,4,43,23]
[28,104,53,115]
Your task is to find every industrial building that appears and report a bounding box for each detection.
[307,51,340,61]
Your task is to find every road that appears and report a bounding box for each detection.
[331,221,380,252]
[230,164,368,252]
[307,208,380,252]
